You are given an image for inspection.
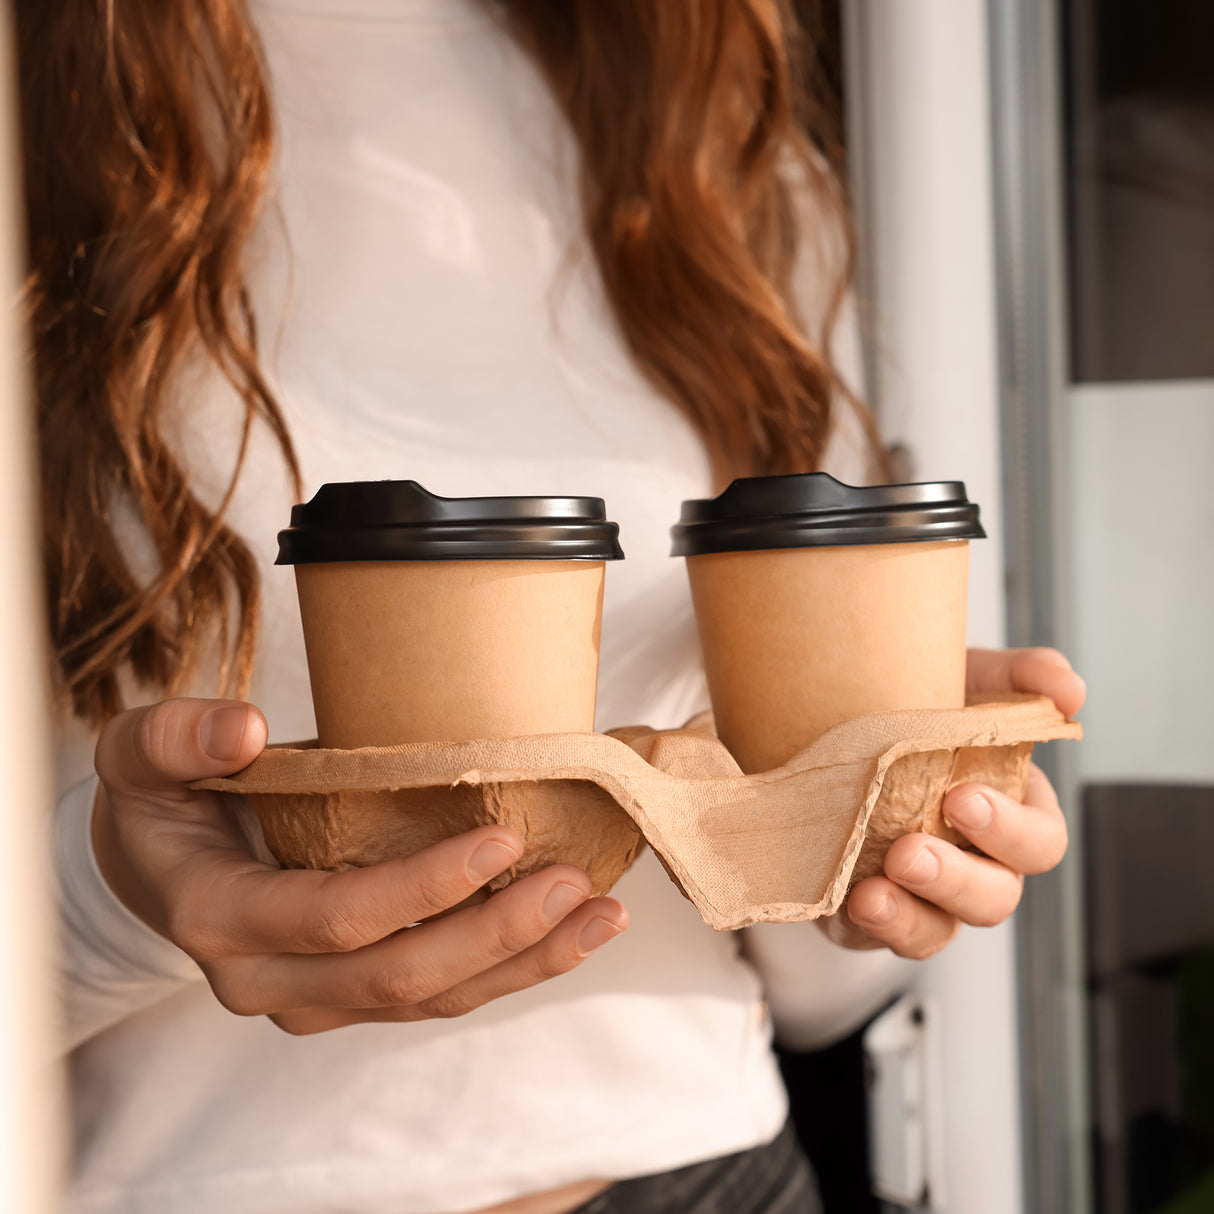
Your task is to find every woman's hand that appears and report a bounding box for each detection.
[820,647,1085,959]
[92,698,628,1034]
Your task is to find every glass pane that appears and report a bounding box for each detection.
[1060,2,1214,1212]
[1064,0,1214,382]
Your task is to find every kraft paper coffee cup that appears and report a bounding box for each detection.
[671,474,985,774]
[278,481,624,749]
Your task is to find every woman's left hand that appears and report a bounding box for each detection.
[820,647,1086,959]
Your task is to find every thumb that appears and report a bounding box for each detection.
[95,698,268,797]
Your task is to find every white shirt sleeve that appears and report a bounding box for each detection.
[55,775,203,1051]
[742,919,915,1051]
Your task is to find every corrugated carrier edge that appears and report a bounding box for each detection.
[192,693,1082,931]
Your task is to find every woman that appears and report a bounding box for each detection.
[22,1,1084,1211]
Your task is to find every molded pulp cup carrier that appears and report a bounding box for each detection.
[201,473,1076,933]
[278,480,623,749]
[671,473,985,773]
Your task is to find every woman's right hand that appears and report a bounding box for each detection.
[92,698,628,1035]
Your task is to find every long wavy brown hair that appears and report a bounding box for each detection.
[19,0,881,727]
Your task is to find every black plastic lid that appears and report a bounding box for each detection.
[277,480,624,564]
[670,473,985,556]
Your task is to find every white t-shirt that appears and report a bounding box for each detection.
[55,3,908,1211]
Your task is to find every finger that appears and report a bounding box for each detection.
[335,896,628,1025]
[816,901,887,952]
[210,867,625,1016]
[268,1007,364,1035]
[266,893,627,1040]
[943,768,1068,875]
[965,647,1086,717]
[280,870,601,1010]
[96,698,268,798]
[882,834,1024,927]
[167,825,526,960]
[844,876,962,961]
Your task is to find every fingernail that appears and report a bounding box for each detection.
[202,706,249,761]
[467,840,519,884]
[858,894,897,927]
[542,882,587,925]
[577,917,623,956]
[898,845,939,886]
[946,791,993,832]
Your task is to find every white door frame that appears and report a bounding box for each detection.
[0,5,65,1211]
[843,4,1022,1211]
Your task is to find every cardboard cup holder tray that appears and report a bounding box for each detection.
[193,694,1081,931]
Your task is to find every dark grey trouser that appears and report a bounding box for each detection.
[570,1121,823,1214]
